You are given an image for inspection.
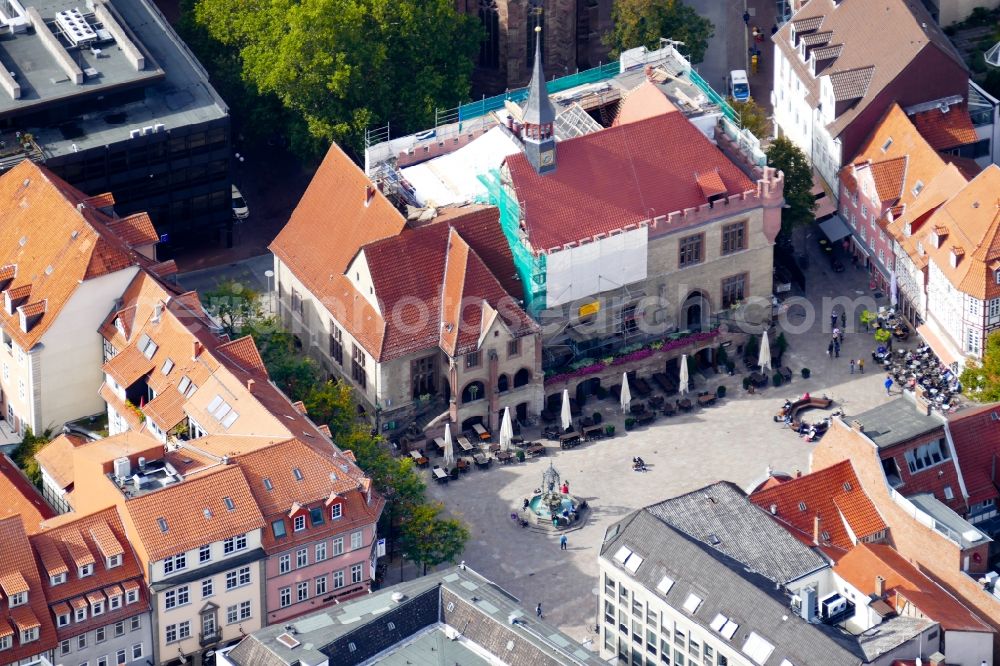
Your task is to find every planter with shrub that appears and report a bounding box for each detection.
[716,385,726,399]
[592,412,603,424]
[801,368,811,379]
[624,417,636,431]
[772,372,783,387]
[742,376,752,391]
[605,424,616,437]
[516,449,526,462]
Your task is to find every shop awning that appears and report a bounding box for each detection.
[916,324,962,368]
[819,215,851,242]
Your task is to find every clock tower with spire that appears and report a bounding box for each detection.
[522,25,557,175]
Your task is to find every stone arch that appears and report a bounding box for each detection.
[513,367,532,388]
[461,381,486,404]
[682,290,711,331]
[497,374,510,393]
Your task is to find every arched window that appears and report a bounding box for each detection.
[513,368,531,388]
[478,0,500,69]
[462,381,485,404]
[497,374,510,393]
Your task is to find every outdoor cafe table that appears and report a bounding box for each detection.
[473,453,490,468]
[433,437,446,452]
[457,436,475,452]
[472,423,491,440]
[698,394,716,406]
[432,467,449,483]
[496,451,514,464]
[409,450,423,460]
[526,443,546,457]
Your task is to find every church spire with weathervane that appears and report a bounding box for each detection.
[522,25,556,175]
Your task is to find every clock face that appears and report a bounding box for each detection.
[540,150,554,166]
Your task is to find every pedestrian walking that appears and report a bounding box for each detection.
[830,311,838,330]
[884,375,893,395]
[850,359,855,374]
[743,10,750,25]
[536,603,543,618]
[560,535,568,550]
[834,339,840,358]
[771,23,778,35]
[828,340,834,356]
[832,327,841,341]
[859,358,865,374]
[840,311,846,328]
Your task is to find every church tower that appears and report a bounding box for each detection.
[522,26,556,175]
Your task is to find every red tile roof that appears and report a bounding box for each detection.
[868,156,907,204]
[360,207,536,361]
[0,454,55,533]
[947,403,1000,506]
[101,344,155,388]
[215,336,268,375]
[0,161,155,351]
[911,103,980,150]
[123,465,265,562]
[0,516,57,661]
[106,212,159,248]
[835,543,993,632]
[30,508,144,607]
[505,112,755,251]
[270,143,406,358]
[749,460,886,551]
[613,80,677,126]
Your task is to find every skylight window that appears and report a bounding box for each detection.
[161,358,174,375]
[797,501,807,511]
[221,411,239,429]
[223,497,235,511]
[137,334,158,359]
[613,546,632,564]
[623,553,643,574]
[207,395,223,412]
[157,518,168,533]
[912,180,924,197]
[880,137,893,152]
[720,620,740,640]
[683,593,702,614]
[293,468,304,481]
[842,482,852,492]
[656,576,674,595]
[710,614,728,631]
[742,632,775,665]
[263,478,273,491]
[178,376,191,394]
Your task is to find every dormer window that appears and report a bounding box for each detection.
[0,634,11,650]
[106,554,121,569]
[108,593,122,610]
[9,591,26,607]
[918,241,925,256]
[995,270,1000,285]
[912,180,924,197]
[57,612,70,628]
[331,503,343,520]
[19,627,37,643]
[92,600,105,616]
[904,223,912,237]
[125,588,138,604]
[950,248,963,268]
[930,231,940,248]
[79,563,93,578]
[75,606,87,622]
[50,572,67,586]
[293,515,306,532]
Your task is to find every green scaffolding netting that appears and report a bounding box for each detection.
[478,169,547,315]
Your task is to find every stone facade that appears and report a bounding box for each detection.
[456,0,613,92]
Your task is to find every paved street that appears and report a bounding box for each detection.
[418,238,904,646]
[176,254,275,300]
[686,0,747,95]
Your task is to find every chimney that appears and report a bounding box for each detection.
[247,378,255,391]
[929,654,946,666]
[874,575,885,598]
[365,184,375,207]
[152,301,163,323]
[850,419,865,433]
[914,386,932,416]
[193,340,203,358]
[813,514,822,545]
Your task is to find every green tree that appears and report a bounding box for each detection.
[960,331,1000,401]
[729,97,769,139]
[191,0,482,155]
[399,502,470,575]
[303,380,356,440]
[13,428,52,487]
[241,316,320,400]
[766,136,815,235]
[605,0,715,63]
[203,279,263,339]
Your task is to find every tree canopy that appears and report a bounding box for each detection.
[730,97,770,139]
[605,0,715,64]
[766,136,815,235]
[399,502,470,575]
[191,0,482,154]
[960,331,1000,401]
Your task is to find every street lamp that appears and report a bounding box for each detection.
[264,269,274,314]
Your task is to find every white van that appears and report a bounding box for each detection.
[729,70,750,102]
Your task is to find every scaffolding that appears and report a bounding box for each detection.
[478,168,546,315]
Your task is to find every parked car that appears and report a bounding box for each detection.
[231,184,249,220]
[729,70,750,102]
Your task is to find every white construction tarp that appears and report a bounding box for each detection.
[401,127,522,207]
[545,227,648,308]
